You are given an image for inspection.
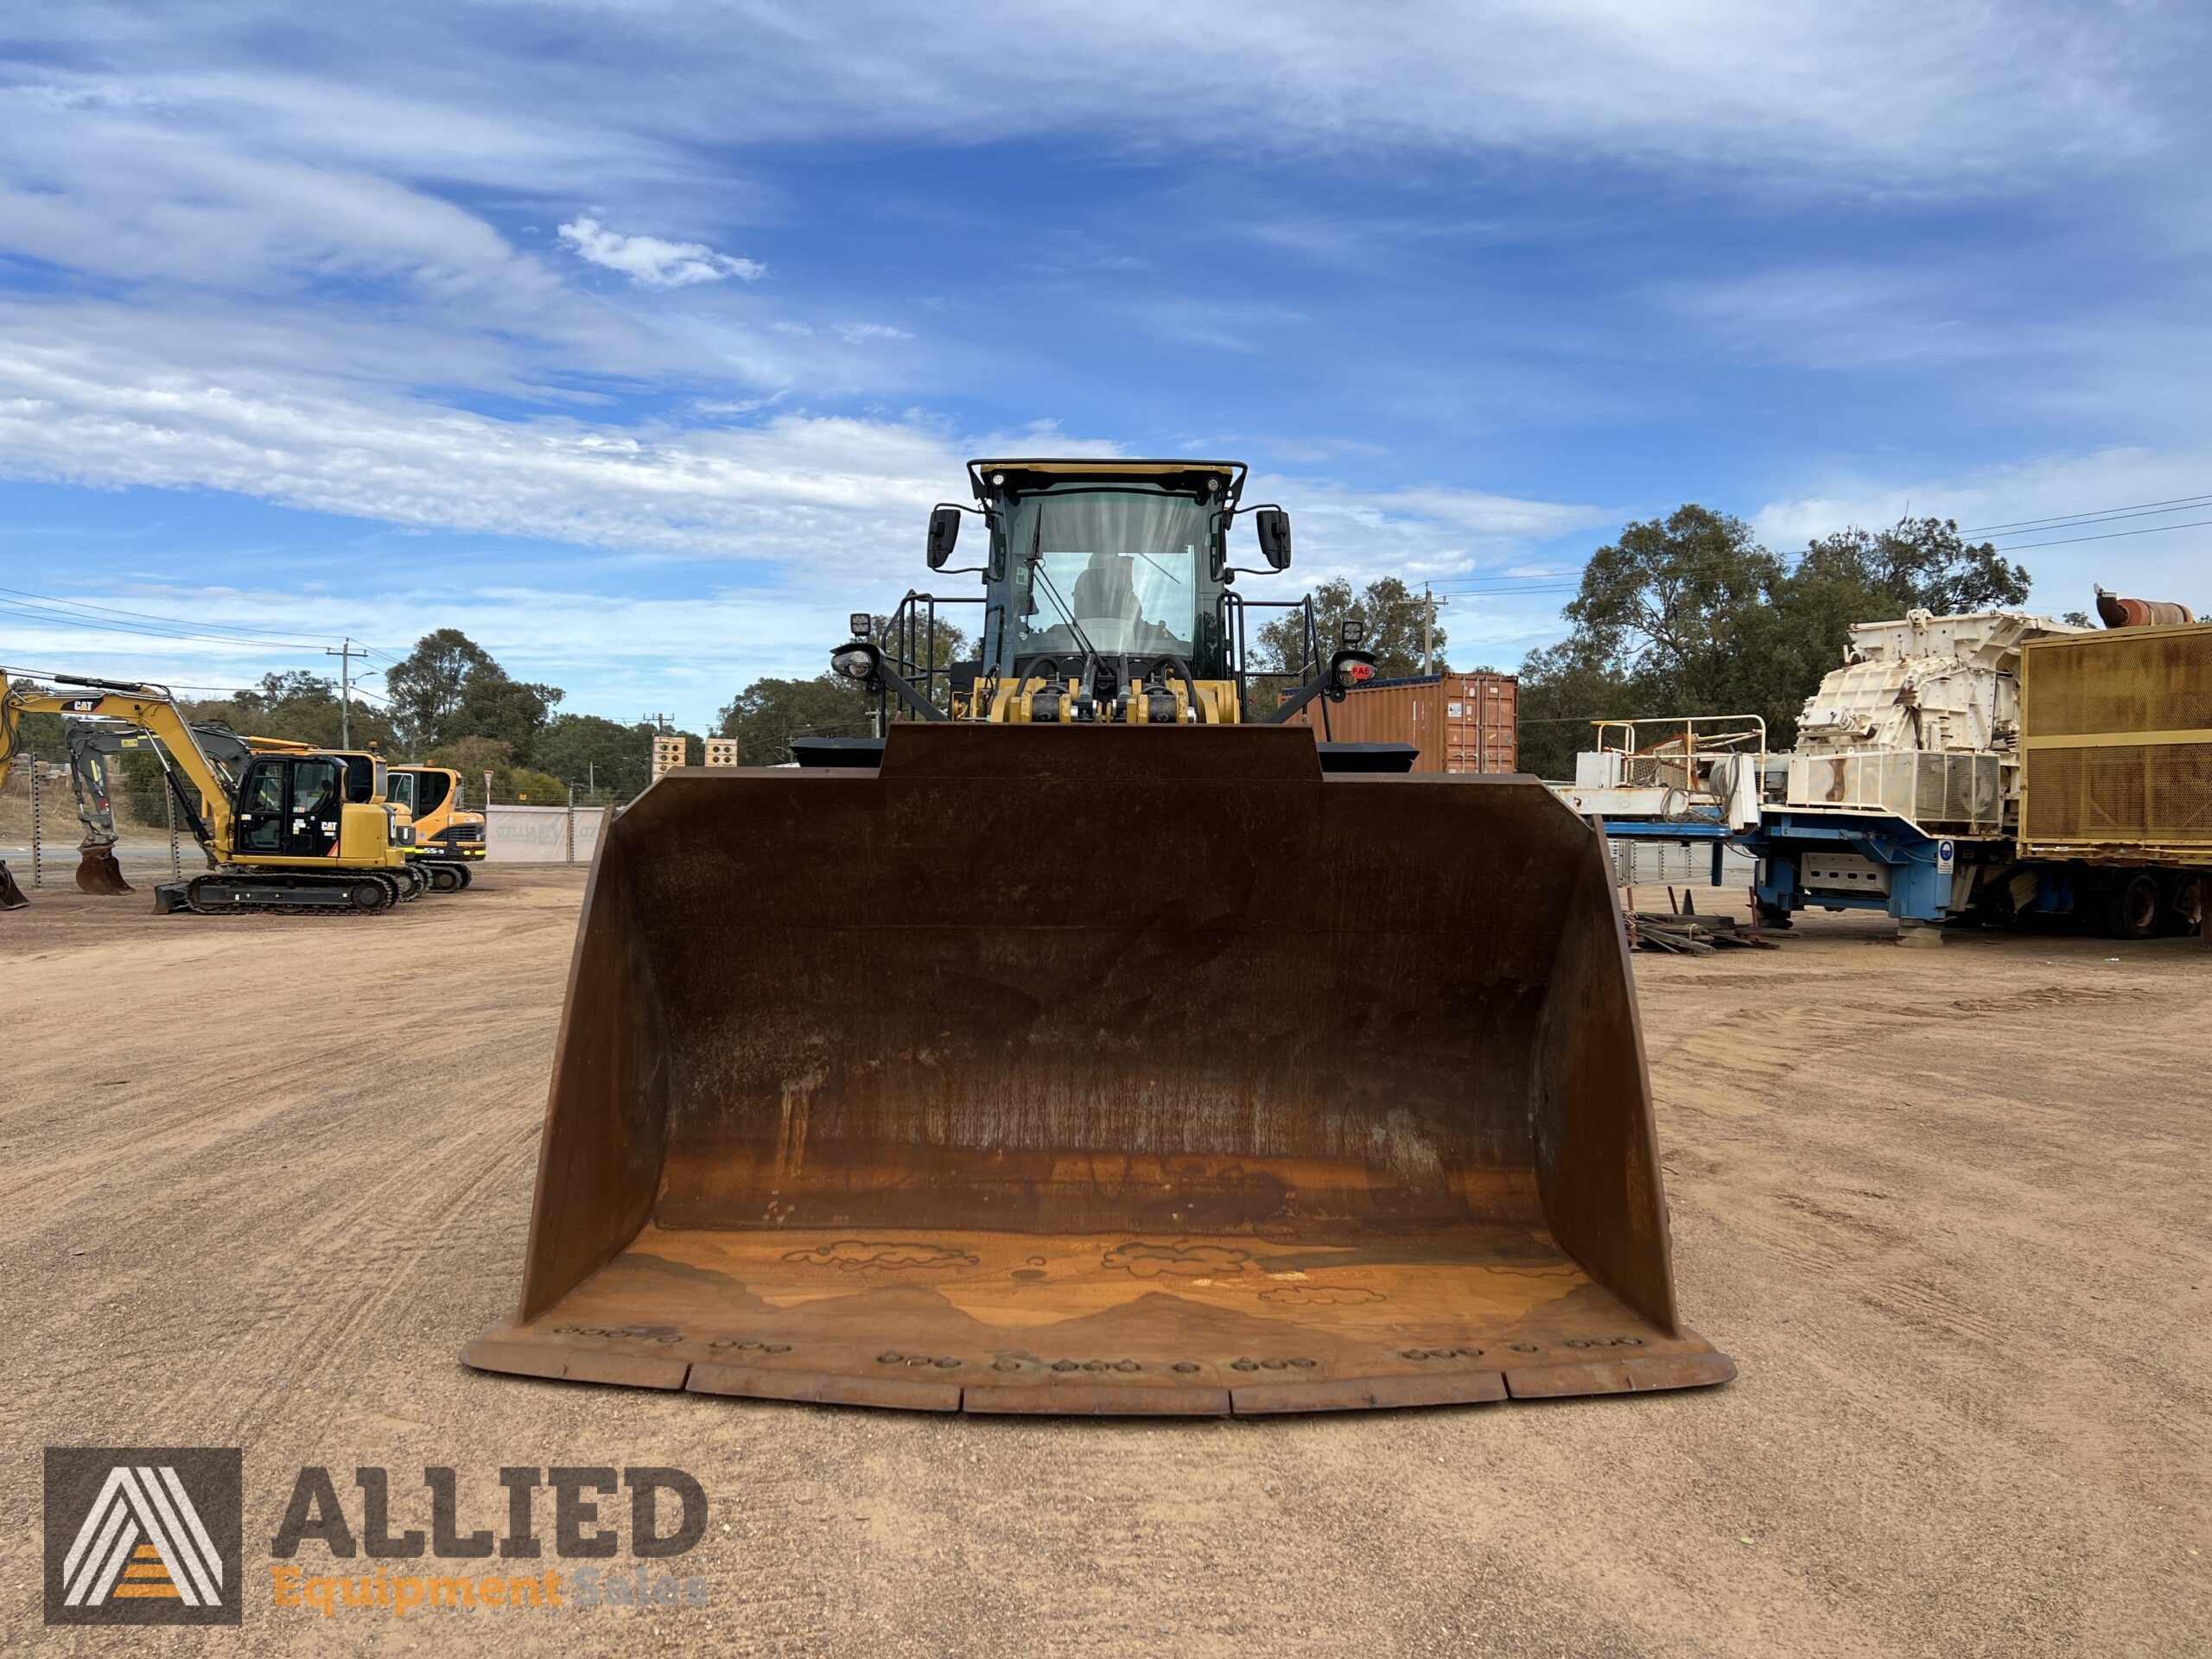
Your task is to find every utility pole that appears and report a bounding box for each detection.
[326,638,360,748]
[1421,586,1450,677]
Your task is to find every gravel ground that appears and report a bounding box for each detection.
[1,868,2204,1656]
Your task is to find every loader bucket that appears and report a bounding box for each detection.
[74,844,135,896]
[466,723,1732,1414]
[0,860,25,911]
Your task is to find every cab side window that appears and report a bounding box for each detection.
[237,761,286,853]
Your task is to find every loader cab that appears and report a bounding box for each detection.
[963,461,1256,687]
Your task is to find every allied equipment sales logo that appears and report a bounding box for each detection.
[44,1447,244,1626]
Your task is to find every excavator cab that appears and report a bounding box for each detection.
[467,460,1732,1414]
[232,753,353,859]
[385,764,483,891]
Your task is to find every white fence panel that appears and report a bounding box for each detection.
[485,804,607,863]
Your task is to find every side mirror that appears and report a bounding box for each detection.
[1254,508,1292,571]
[926,505,963,570]
[830,641,881,685]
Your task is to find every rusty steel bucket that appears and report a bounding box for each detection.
[465,722,1732,1414]
[74,843,135,896]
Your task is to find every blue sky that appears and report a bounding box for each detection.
[2,2,2207,729]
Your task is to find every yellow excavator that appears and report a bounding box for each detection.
[0,672,423,913]
[384,765,485,890]
[238,742,483,891]
[466,458,1732,1415]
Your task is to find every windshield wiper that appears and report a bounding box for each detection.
[1026,511,1101,663]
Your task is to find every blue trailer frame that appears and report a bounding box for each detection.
[1602,812,1995,925]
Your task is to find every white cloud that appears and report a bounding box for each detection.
[0,310,1594,597]
[556,216,764,288]
[832,322,912,343]
[1756,444,2212,616]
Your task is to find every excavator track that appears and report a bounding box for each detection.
[173,868,417,916]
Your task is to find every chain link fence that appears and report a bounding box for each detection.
[0,752,188,887]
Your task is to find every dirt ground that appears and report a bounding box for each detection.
[1,868,2204,1656]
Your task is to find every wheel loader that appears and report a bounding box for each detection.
[466,459,1733,1414]
[0,672,424,913]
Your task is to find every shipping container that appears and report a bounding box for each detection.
[2019,621,2212,869]
[1289,671,1518,773]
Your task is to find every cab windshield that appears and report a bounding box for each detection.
[1007,489,1207,660]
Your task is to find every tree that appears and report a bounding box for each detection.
[426,734,513,778]
[457,671,563,763]
[385,629,563,761]
[1513,638,1642,784]
[716,677,871,766]
[386,629,486,747]
[1798,518,2029,617]
[186,671,400,753]
[1513,505,2043,779]
[535,714,660,799]
[1257,576,1447,682]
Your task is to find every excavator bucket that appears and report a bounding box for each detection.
[73,844,135,896]
[466,722,1733,1414]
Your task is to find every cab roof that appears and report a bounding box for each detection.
[967,458,1246,507]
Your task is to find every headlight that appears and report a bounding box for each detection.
[830,645,876,681]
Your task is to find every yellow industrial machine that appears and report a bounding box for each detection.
[384,765,485,890]
[466,459,1731,1415]
[239,745,483,890]
[0,672,423,913]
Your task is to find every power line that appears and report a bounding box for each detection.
[1962,493,2212,537]
[1982,516,2212,552]
[0,585,346,649]
[0,596,338,653]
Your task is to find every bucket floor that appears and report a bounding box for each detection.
[467,1226,1732,1414]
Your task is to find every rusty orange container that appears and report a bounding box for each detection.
[1292,671,1519,773]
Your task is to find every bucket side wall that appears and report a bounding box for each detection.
[1529,822,1677,1331]
[518,817,675,1320]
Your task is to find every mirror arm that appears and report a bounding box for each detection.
[1262,649,1376,725]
